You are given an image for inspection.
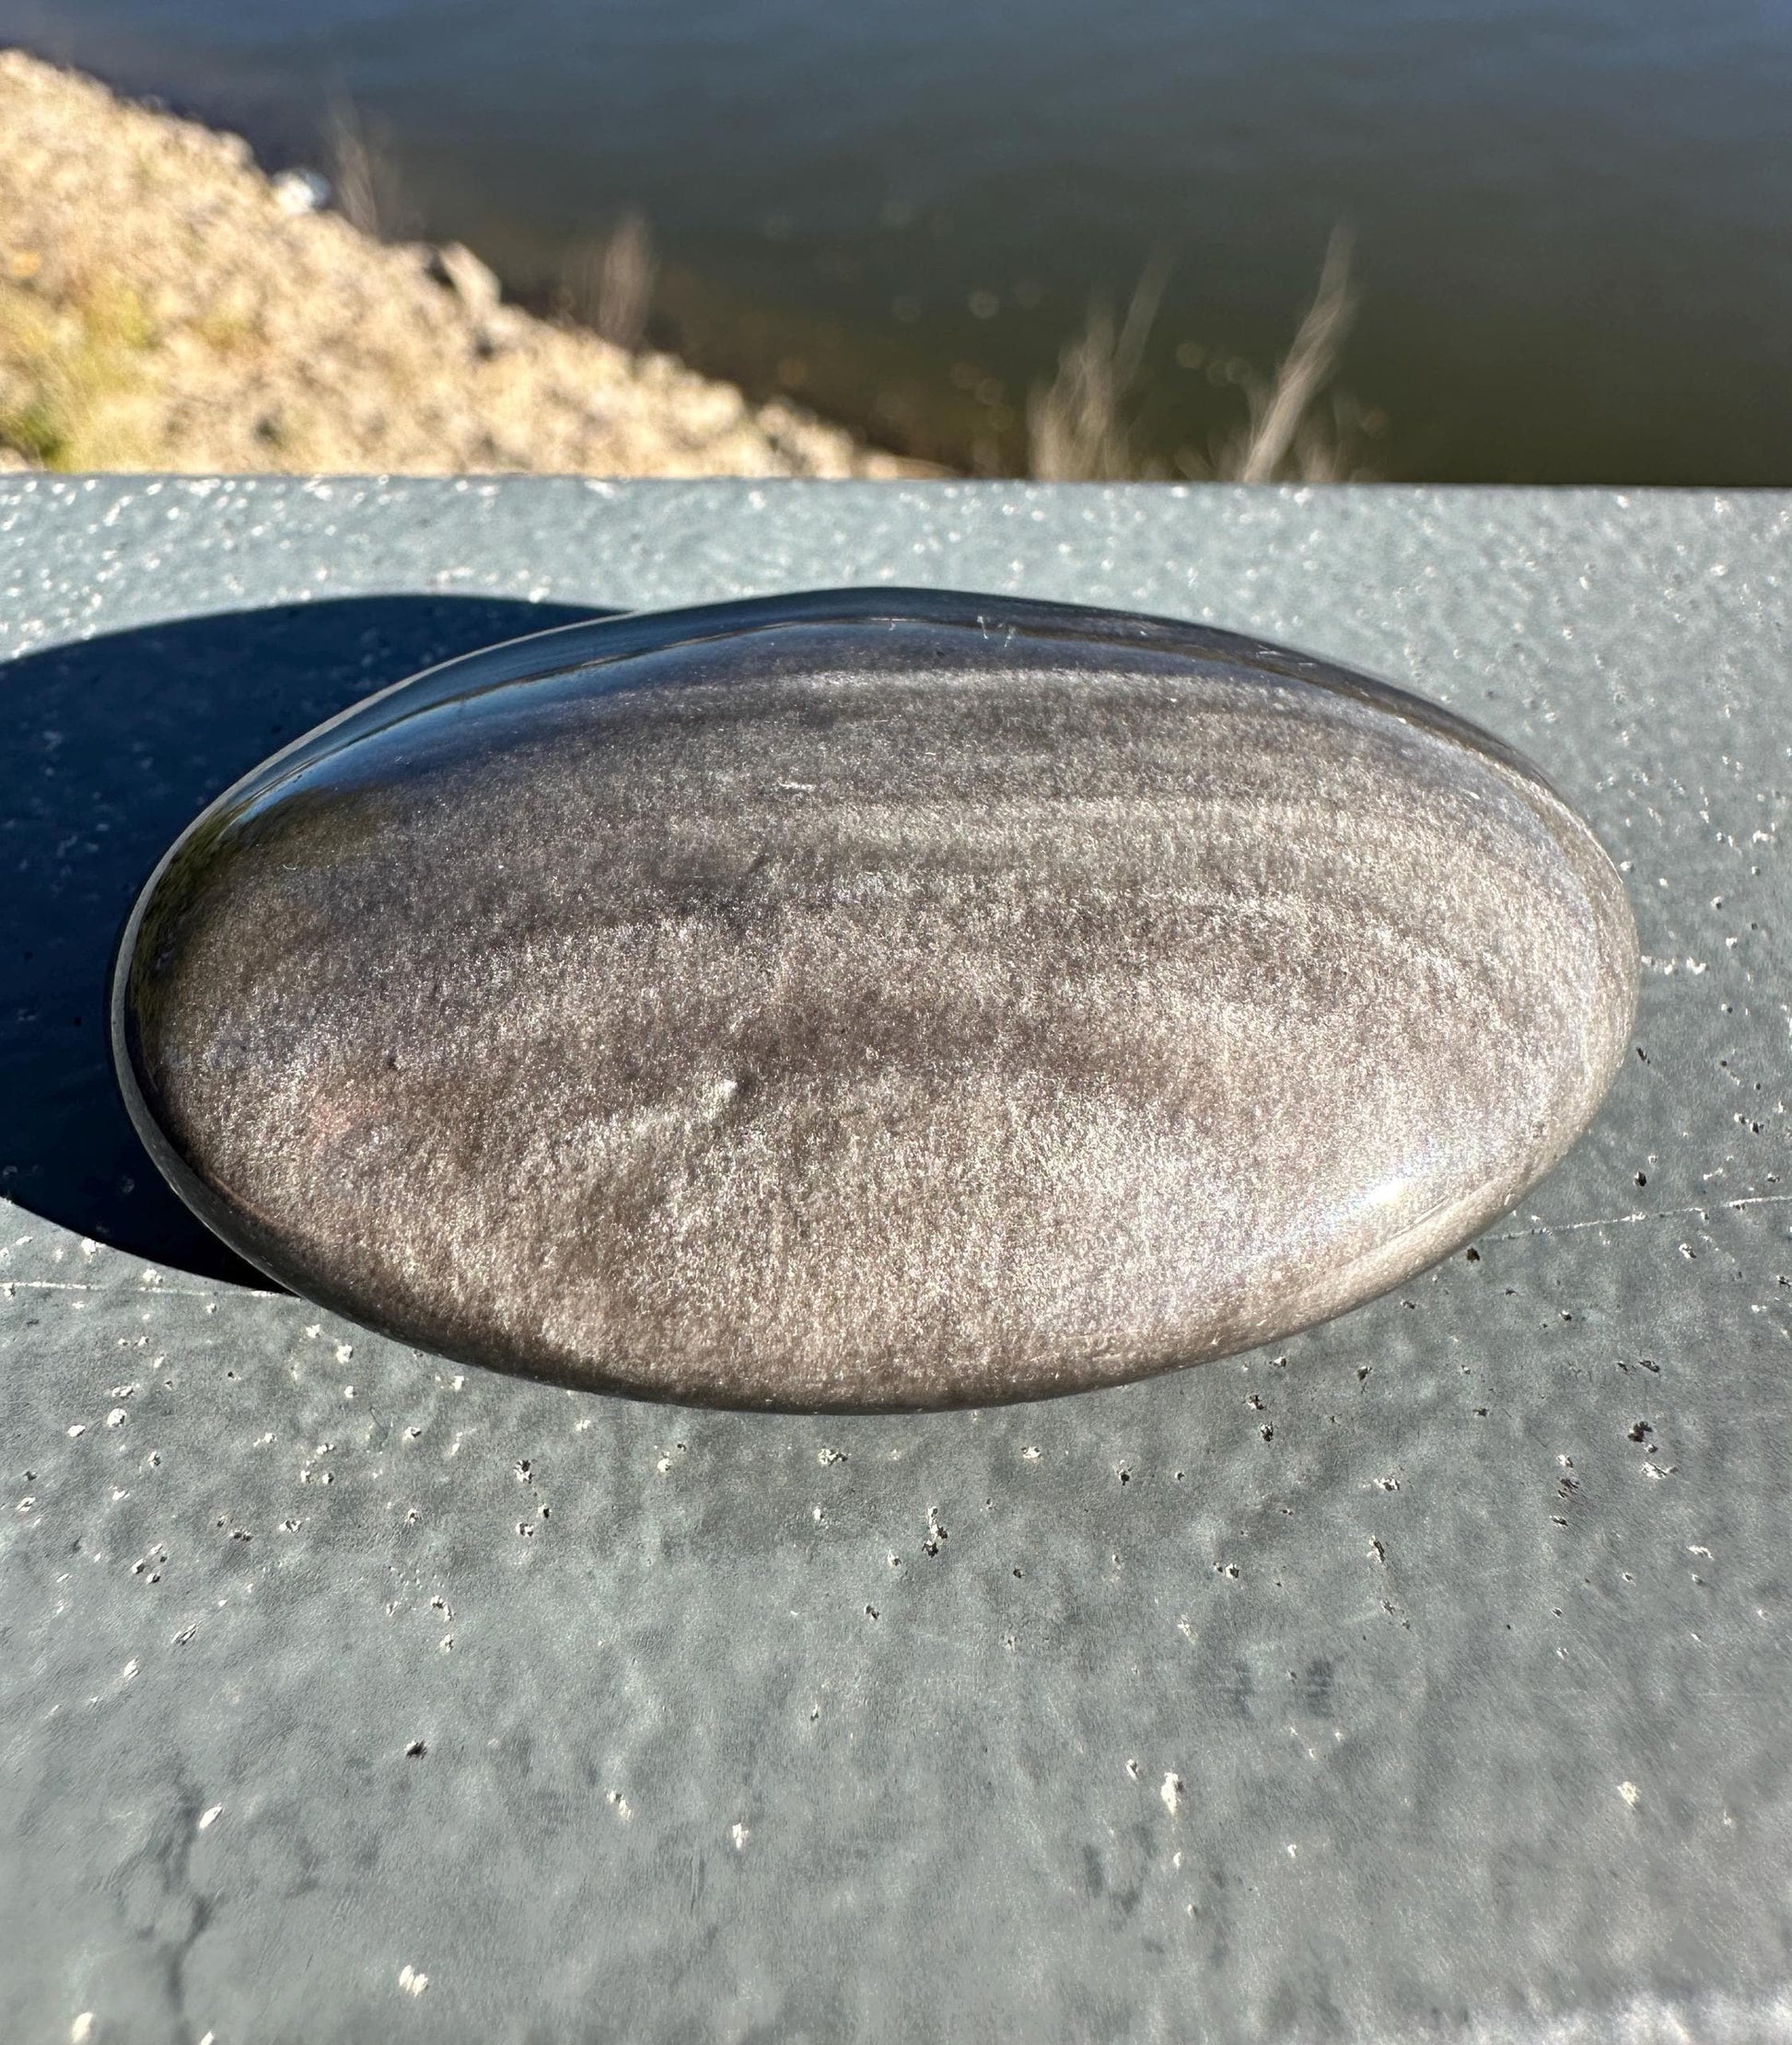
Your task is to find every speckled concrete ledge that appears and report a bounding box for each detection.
[2,480,1788,2044]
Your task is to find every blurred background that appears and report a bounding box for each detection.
[3,0,1789,481]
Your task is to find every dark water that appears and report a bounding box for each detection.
[9,0,1792,480]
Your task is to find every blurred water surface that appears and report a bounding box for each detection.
[10,0,1791,479]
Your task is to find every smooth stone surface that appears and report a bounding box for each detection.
[112,587,1636,1409]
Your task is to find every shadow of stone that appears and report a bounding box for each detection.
[2,594,604,1284]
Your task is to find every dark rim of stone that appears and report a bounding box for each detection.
[108,586,1602,1389]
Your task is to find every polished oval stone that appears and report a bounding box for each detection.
[112,589,1636,1410]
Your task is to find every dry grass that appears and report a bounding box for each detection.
[558,210,657,352]
[1225,227,1359,482]
[1030,227,1370,482]
[0,49,1367,486]
[1026,256,1172,482]
[324,99,413,241]
[0,261,158,469]
[0,49,923,477]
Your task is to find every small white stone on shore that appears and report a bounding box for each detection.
[271,167,329,215]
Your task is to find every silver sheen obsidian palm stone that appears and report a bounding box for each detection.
[112,589,1637,1411]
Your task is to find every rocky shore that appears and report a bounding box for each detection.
[0,50,925,477]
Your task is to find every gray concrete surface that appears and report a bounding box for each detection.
[2,478,1788,2044]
